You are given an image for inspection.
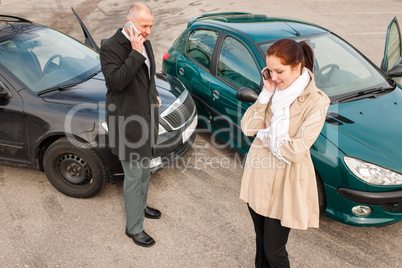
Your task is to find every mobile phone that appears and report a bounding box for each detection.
[124,20,138,34]
[262,69,270,80]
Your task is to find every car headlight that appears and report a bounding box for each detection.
[158,124,167,135]
[344,156,402,185]
[101,121,108,134]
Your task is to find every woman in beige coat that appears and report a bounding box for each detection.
[240,38,330,268]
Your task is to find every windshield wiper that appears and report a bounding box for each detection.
[334,85,395,103]
[37,71,101,96]
[37,81,83,95]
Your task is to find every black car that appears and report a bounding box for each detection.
[0,13,197,198]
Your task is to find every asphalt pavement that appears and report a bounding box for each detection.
[1,0,401,267]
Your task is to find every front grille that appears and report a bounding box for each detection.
[163,93,195,129]
[382,202,402,212]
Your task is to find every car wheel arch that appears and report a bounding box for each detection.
[315,170,327,216]
[35,134,106,173]
[36,134,64,171]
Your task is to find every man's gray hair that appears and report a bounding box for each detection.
[126,3,153,20]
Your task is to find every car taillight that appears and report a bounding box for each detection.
[163,52,169,61]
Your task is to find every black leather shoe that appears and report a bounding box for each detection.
[125,230,155,247]
[144,206,161,219]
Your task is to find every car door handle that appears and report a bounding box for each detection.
[213,90,220,100]
[179,67,184,76]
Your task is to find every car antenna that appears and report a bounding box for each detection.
[283,21,300,36]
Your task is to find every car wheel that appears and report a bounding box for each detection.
[315,171,327,216]
[43,137,107,198]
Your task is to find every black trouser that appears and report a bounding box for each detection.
[248,204,291,268]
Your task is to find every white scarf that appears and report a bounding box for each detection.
[257,67,310,163]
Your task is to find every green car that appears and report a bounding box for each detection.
[162,13,402,227]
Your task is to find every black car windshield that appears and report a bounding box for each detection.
[259,33,391,100]
[0,24,100,93]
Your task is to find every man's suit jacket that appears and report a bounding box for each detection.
[100,29,159,161]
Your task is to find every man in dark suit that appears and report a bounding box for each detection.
[100,3,161,247]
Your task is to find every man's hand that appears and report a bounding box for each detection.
[129,26,145,53]
[157,96,161,108]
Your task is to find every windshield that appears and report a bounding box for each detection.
[259,33,390,99]
[0,25,100,93]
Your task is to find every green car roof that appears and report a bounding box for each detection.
[189,12,329,43]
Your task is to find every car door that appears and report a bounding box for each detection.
[178,29,219,124]
[71,8,100,52]
[209,35,262,152]
[0,75,29,163]
[381,17,402,78]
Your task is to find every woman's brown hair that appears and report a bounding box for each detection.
[266,38,314,72]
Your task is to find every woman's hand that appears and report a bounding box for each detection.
[262,67,276,93]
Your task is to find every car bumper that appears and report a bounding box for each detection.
[103,114,197,181]
[324,185,402,226]
[338,187,402,207]
[150,132,195,174]
[151,113,197,171]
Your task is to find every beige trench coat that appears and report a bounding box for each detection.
[240,71,330,230]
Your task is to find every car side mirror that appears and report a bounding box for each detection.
[0,81,12,99]
[236,87,258,103]
[386,64,402,77]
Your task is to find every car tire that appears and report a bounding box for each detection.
[315,171,327,216]
[43,137,107,198]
